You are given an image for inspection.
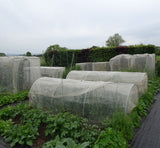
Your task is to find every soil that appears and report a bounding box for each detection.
[12,115,21,125]
[31,125,51,148]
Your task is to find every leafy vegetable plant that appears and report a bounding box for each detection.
[0,90,28,107]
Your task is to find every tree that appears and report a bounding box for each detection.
[43,44,68,66]
[46,44,68,52]
[0,53,6,56]
[106,33,125,47]
[26,51,32,56]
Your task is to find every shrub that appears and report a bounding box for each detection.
[156,60,160,77]
[0,53,6,56]
[43,45,156,66]
[26,51,32,56]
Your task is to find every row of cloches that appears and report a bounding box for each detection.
[0,56,41,93]
[29,72,148,123]
[0,56,149,122]
[0,56,65,93]
[76,53,155,77]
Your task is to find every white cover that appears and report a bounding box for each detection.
[76,62,110,71]
[92,62,110,71]
[29,77,139,122]
[40,67,65,78]
[66,71,148,96]
[0,56,40,93]
[109,54,155,75]
[76,62,93,71]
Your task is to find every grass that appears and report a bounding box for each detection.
[156,55,160,63]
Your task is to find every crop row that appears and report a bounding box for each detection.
[0,103,101,147]
[0,90,28,107]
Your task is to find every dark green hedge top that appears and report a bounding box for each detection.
[44,45,156,67]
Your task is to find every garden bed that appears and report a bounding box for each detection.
[0,77,160,148]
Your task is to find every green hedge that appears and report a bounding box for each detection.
[44,45,156,67]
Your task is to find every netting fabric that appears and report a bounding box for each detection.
[40,67,65,78]
[29,77,139,122]
[109,53,155,75]
[0,56,40,93]
[67,71,148,97]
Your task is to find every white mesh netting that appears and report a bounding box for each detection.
[76,62,110,71]
[109,53,155,75]
[29,77,139,122]
[76,62,92,71]
[66,71,148,97]
[92,62,110,71]
[0,56,40,93]
[40,67,65,78]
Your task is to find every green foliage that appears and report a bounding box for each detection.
[43,45,156,66]
[45,112,100,145]
[0,103,29,121]
[100,77,160,147]
[26,51,32,56]
[131,77,160,129]
[129,111,141,128]
[42,136,90,148]
[4,123,38,147]
[156,55,160,63]
[106,33,125,47]
[0,119,13,133]
[0,53,6,56]
[0,90,28,107]
[155,46,160,55]
[47,44,68,52]
[62,65,81,79]
[94,128,127,148]
[0,103,99,147]
[102,112,134,141]
[133,78,160,117]
[44,44,69,66]
[40,56,48,66]
[0,104,48,147]
[89,47,116,62]
[156,60,160,77]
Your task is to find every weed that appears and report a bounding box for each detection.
[94,127,127,148]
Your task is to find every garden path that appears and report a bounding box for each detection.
[130,93,160,148]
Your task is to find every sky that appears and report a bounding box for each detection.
[0,0,160,55]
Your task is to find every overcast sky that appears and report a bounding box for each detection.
[0,0,160,54]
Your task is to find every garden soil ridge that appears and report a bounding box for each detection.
[130,93,160,148]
